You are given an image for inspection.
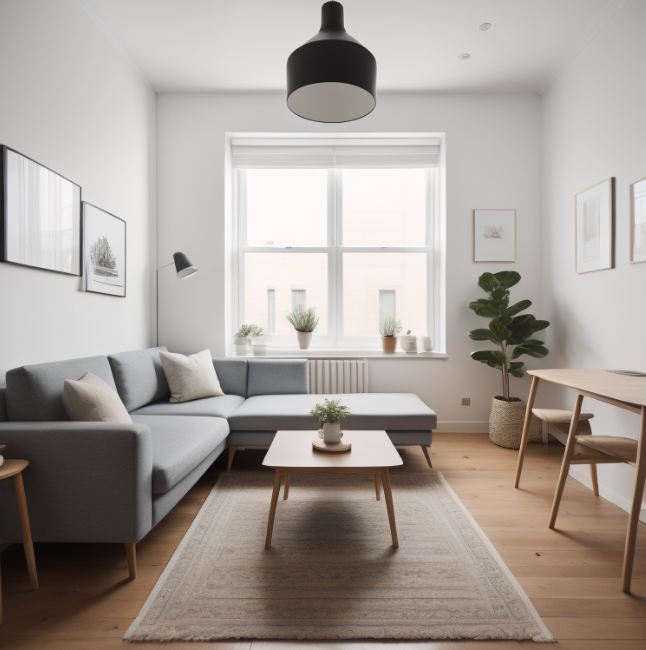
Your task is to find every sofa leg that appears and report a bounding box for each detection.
[421,445,433,468]
[125,543,137,579]
[227,446,237,472]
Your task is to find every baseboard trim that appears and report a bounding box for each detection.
[569,466,646,523]
[436,421,489,434]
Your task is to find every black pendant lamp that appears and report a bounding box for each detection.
[287,1,376,123]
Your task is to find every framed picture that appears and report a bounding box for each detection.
[575,178,614,274]
[473,209,516,262]
[0,145,82,275]
[630,176,646,264]
[83,202,126,297]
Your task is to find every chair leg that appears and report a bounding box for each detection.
[227,446,237,473]
[590,463,599,496]
[125,543,137,579]
[421,445,433,468]
[549,394,583,529]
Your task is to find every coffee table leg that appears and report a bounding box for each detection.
[12,473,38,589]
[283,475,290,500]
[374,474,381,501]
[265,470,282,549]
[381,469,399,548]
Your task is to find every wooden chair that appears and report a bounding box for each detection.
[531,408,598,493]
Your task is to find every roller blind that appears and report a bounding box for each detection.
[231,142,439,169]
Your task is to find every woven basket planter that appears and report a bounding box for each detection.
[489,397,542,449]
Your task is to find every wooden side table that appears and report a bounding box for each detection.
[0,459,39,624]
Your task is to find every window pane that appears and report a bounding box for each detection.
[267,289,275,333]
[342,169,427,246]
[379,290,396,322]
[291,289,306,311]
[343,253,426,336]
[245,169,327,247]
[244,253,328,336]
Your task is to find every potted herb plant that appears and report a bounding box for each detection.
[233,324,264,356]
[310,398,352,443]
[469,271,549,448]
[286,305,319,349]
[379,316,402,353]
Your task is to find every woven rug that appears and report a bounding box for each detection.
[125,472,552,642]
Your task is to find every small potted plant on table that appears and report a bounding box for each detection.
[379,316,402,353]
[469,271,550,448]
[311,398,352,444]
[233,324,264,356]
[286,305,319,350]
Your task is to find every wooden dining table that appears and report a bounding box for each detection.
[514,368,646,593]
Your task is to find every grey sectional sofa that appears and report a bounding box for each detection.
[0,346,436,577]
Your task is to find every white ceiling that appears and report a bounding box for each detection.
[80,0,626,93]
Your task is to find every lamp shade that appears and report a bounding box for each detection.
[173,252,198,279]
[287,2,376,123]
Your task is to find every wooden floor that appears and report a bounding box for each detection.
[0,432,645,649]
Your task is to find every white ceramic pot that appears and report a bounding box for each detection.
[320,421,343,444]
[296,331,312,349]
[234,338,250,356]
[399,335,418,353]
[251,335,271,356]
[422,336,433,352]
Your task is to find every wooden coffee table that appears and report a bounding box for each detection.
[262,430,403,550]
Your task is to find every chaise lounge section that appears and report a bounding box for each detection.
[0,347,436,577]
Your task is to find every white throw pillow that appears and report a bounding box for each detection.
[159,349,224,403]
[63,372,132,423]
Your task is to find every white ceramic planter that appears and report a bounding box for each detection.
[399,335,418,353]
[296,331,312,349]
[322,421,343,443]
[422,336,433,352]
[234,338,250,356]
[251,335,272,356]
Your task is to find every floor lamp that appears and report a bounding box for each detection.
[157,252,198,345]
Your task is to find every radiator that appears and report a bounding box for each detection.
[308,359,369,394]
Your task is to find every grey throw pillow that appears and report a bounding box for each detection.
[63,372,132,423]
[159,349,224,403]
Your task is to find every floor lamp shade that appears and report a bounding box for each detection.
[287,1,376,123]
[173,252,198,279]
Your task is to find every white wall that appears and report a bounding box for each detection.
[0,0,156,380]
[157,91,543,428]
[541,0,646,518]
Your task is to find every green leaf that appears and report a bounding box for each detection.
[494,271,521,289]
[507,314,550,345]
[489,318,511,344]
[504,299,532,317]
[512,343,549,359]
[478,272,499,293]
[468,301,500,318]
[468,328,497,342]
[471,350,504,370]
[491,288,509,301]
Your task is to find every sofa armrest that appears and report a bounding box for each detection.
[0,422,153,544]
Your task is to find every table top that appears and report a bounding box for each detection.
[528,369,646,408]
[263,431,403,469]
[0,459,29,480]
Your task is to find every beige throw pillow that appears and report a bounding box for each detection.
[63,372,132,423]
[159,349,224,403]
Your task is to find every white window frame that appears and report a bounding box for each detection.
[231,138,446,354]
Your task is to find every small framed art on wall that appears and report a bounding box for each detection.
[630,176,646,264]
[83,202,126,297]
[473,209,516,262]
[0,145,82,276]
[575,178,614,274]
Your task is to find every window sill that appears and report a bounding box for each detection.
[222,349,448,360]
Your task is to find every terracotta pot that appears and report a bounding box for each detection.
[296,331,312,349]
[488,396,542,449]
[382,337,397,353]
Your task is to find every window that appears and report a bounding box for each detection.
[232,139,443,350]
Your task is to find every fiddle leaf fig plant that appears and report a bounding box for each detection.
[469,271,550,401]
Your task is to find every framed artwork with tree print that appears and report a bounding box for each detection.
[83,202,126,297]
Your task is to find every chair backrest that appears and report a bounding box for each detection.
[108,347,170,412]
[5,356,117,421]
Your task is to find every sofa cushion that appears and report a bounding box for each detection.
[130,394,245,419]
[227,393,437,431]
[246,359,309,397]
[0,388,7,422]
[108,347,170,412]
[131,415,229,494]
[213,359,248,397]
[63,372,132,424]
[6,356,117,422]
